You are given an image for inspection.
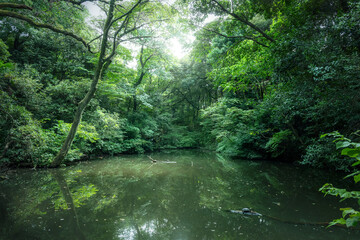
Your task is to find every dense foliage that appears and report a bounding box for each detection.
[190,0,360,170]
[0,0,204,167]
[320,132,360,227]
[0,0,359,172]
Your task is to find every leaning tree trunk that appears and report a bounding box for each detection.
[50,0,115,167]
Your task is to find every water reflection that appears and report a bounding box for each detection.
[0,150,359,239]
[51,171,91,240]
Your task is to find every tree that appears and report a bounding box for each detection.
[182,0,276,48]
[1,0,169,166]
[131,44,155,112]
[0,2,90,50]
[51,0,154,167]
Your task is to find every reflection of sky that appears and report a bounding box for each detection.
[118,227,136,240]
[117,220,157,239]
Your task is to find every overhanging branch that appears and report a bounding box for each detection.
[0,9,93,52]
[88,34,103,45]
[211,0,275,43]
[201,26,269,48]
[117,35,152,44]
[0,3,32,10]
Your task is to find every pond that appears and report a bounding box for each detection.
[0,149,359,239]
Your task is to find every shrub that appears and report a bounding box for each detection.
[301,138,346,170]
[319,131,360,228]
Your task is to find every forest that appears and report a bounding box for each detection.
[1,0,360,232]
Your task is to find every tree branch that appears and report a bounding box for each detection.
[103,0,149,63]
[201,26,269,48]
[64,0,88,5]
[110,0,146,26]
[88,33,103,45]
[139,45,154,68]
[117,35,152,44]
[211,0,275,43]
[104,18,155,63]
[64,0,110,5]
[142,53,153,67]
[174,88,199,110]
[0,9,93,52]
[0,3,32,10]
[103,15,131,63]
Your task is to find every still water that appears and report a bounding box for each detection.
[0,150,359,239]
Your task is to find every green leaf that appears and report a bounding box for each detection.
[341,208,357,218]
[336,141,351,149]
[340,191,355,200]
[320,133,328,138]
[354,174,360,184]
[346,217,359,228]
[328,218,346,227]
[345,171,360,179]
[352,161,360,167]
[341,148,360,158]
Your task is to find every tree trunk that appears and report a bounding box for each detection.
[133,94,138,112]
[50,0,115,167]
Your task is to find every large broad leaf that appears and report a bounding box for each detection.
[341,148,360,158]
[336,141,352,149]
[341,208,358,217]
[346,217,359,227]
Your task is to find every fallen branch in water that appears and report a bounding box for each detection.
[147,155,157,163]
[147,156,176,164]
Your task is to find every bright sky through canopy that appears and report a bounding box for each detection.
[83,2,104,18]
[167,38,188,59]
[83,2,191,59]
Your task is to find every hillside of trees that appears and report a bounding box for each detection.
[0,0,359,170]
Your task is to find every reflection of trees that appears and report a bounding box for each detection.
[2,150,357,239]
[234,161,349,223]
[0,169,98,240]
[87,151,348,239]
[51,171,86,240]
[82,150,241,239]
